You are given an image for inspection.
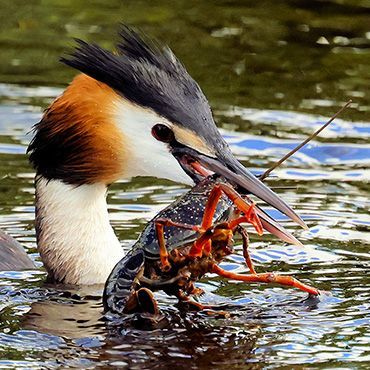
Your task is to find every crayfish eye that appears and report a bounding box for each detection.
[151,124,174,143]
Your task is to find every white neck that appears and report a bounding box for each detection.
[35,177,124,285]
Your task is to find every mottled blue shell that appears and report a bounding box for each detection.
[133,176,233,257]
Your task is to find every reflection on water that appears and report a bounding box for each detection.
[0,0,369,368]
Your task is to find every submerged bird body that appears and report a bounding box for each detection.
[0,229,35,271]
[0,27,306,284]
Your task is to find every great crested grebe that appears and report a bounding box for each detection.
[0,27,306,285]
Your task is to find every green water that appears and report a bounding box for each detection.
[0,1,369,369]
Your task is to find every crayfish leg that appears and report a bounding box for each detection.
[176,290,210,311]
[217,184,263,235]
[236,225,257,274]
[200,183,263,235]
[155,221,171,271]
[176,290,230,317]
[187,281,205,297]
[155,218,200,270]
[200,185,223,229]
[188,232,213,258]
[210,263,319,296]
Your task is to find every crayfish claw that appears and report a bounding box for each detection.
[136,288,160,315]
[129,288,168,330]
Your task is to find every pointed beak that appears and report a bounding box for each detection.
[254,205,303,246]
[172,146,307,230]
[198,152,307,229]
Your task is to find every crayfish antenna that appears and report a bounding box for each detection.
[260,100,352,181]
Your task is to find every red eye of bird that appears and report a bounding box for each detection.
[151,124,174,143]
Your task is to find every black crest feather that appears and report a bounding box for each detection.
[60,26,215,134]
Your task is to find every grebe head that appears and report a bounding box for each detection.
[28,26,305,227]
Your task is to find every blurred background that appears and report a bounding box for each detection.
[0,1,369,369]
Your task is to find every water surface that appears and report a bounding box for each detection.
[0,1,369,369]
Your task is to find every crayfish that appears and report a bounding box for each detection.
[103,175,319,322]
[103,102,354,326]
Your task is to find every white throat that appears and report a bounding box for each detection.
[35,177,124,285]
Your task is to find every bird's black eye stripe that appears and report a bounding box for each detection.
[151,124,174,143]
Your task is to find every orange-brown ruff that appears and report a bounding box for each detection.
[29,74,126,185]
